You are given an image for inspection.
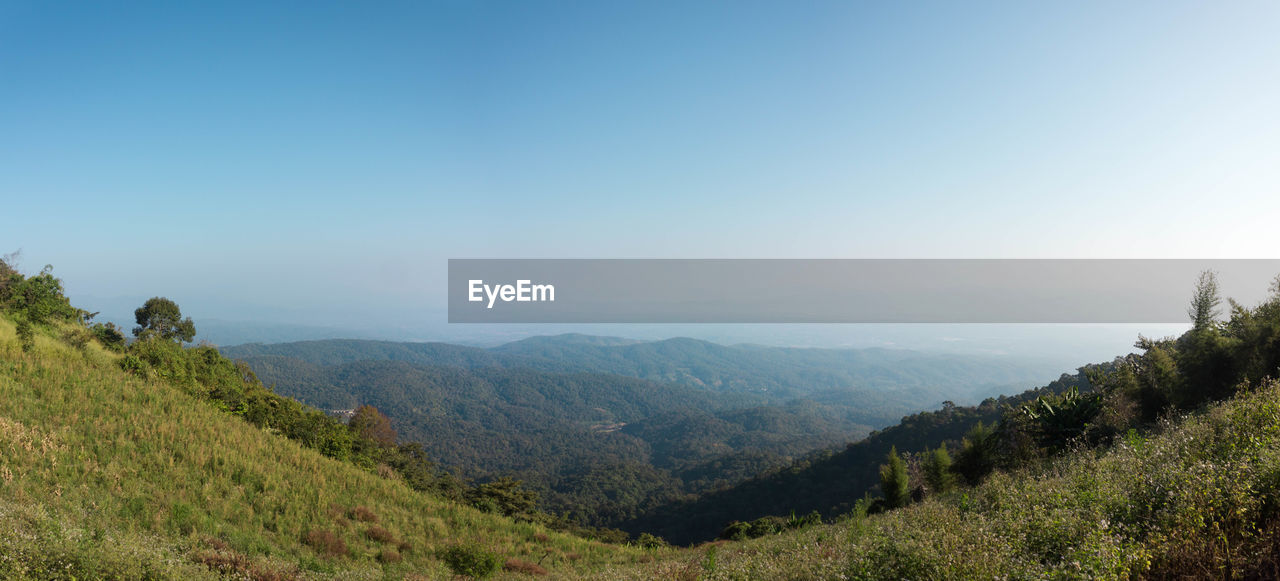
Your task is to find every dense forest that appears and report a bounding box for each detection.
[222,336,1057,528]
[622,370,1092,543]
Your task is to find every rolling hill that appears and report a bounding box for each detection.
[0,314,650,579]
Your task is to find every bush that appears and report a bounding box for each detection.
[439,544,500,579]
[349,506,378,522]
[90,322,126,351]
[635,532,667,549]
[364,525,395,544]
[15,318,33,352]
[303,529,348,558]
[503,558,549,576]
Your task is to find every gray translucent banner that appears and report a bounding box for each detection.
[448,259,1280,323]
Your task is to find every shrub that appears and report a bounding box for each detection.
[635,532,667,549]
[377,549,402,564]
[90,322,126,351]
[503,558,549,576]
[349,505,378,522]
[15,318,33,352]
[364,525,395,544]
[303,529,347,558]
[439,544,500,579]
[120,354,146,374]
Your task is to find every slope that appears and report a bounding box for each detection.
[0,314,649,579]
[590,379,1280,579]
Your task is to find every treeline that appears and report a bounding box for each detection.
[649,271,1280,546]
[935,271,1280,488]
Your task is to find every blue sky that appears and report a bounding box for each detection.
[3,1,1278,348]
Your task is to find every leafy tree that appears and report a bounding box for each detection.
[953,421,997,485]
[133,297,196,342]
[349,404,397,448]
[923,444,954,495]
[1188,270,1222,330]
[3,265,76,325]
[878,445,909,509]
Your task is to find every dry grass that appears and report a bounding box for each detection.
[503,558,550,576]
[302,529,347,558]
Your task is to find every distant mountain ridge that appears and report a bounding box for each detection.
[224,333,1060,403]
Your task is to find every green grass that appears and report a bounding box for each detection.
[577,380,1280,580]
[0,315,651,579]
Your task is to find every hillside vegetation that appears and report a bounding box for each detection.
[620,370,1090,544]
[235,355,876,526]
[0,269,650,579]
[7,259,1280,579]
[587,379,1280,579]
[224,335,1055,531]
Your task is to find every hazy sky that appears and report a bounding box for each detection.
[3,1,1278,345]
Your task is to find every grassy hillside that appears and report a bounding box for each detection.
[584,379,1280,579]
[0,314,651,579]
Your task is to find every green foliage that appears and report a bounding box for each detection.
[952,421,997,486]
[0,296,651,580]
[878,446,909,509]
[922,444,954,495]
[466,477,541,521]
[2,265,77,325]
[1189,269,1222,330]
[634,532,667,549]
[133,297,196,342]
[347,404,396,448]
[15,317,34,352]
[90,322,127,351]
[439,544,500,579]
[1014,386,1103,453]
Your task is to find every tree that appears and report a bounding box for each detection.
[1188,270,1221,330]
[3,265,76,325]
[465,477,540,519]
[878,446,910,509]
[133,297,196,342]
[349,404,397,448]
[923,444,955,495]
[953,421,997,485]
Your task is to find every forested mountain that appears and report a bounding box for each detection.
[621,370,1093,544]
[222,336,1060,527]
[222,332,1070,524]
[231,355,877,525]
[223,334,1056,404]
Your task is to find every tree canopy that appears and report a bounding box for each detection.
[134,297,196,342]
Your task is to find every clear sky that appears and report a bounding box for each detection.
[3,1,1278,345]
